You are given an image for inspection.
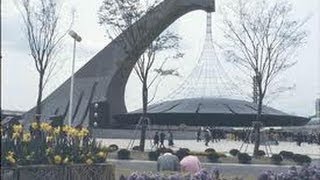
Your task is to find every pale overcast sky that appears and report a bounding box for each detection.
[2,0,320,117]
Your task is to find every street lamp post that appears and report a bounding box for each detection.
[68,30,82,126]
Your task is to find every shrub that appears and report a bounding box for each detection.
[157,147,173,154]
[271,154,283,165]
[257,150,266,157]
[237,153,252,164]
[207,152,220,163]
[229,149,239,157]
[293,154,311,165]
[175,148,190,160]
[279,151,294,160]
[107,144,118,152]
[148,151,160,161]
[205,148,216,154]
[117,149,130,160]
[132,146,140,151]
[217,152,227,158]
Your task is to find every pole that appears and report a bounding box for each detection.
[68,39,76,126]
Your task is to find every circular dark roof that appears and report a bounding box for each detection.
[114,98,310,127]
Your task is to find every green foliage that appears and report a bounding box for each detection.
[1,123,108,167]
[148,151,160,161]
[117,149,131,160]
[237,153,252,164]
[229,149,239,157]
[293,154,311,165]
[175,148,190,161]
[207,152,220,163]
[271,154,283,165]
[107,144,119,152]
[279,151,294,160]
[157,147,173,154]
[256,150,266,157]
[204,148,216,154]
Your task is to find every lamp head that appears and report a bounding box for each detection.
[69,30,82,42]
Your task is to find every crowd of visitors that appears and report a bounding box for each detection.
[195,127,320,147]
[153,130,175,148]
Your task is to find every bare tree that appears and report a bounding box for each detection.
[16,0,71,121]
[221,0,308,156]
[98,0,183,151]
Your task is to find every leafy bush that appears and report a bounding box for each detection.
[157,147,173,154]
[237,153,252,164]
[132,146,140,151]
[107,144,118,152]
[175,148,190,161]
[117,149,130,160]
[270,154,283,165]
[279,151,294,160]
[217,152,227,158]
[204,148,216,154]
[189,151,209,156]
[1,122,108,166]
[257,150,266,157]
[229,149,239,157]
[293,154,311,165]
[148,151,160,161]
[207,152,220,163]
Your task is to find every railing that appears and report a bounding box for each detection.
[1,163,115,180]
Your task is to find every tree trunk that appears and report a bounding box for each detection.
[253,88,263,157]
[139,81,148,152]
[35,72,44,122]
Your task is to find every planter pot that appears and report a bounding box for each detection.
[1,163,115,180]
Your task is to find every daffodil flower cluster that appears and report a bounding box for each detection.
[2,122,108,167]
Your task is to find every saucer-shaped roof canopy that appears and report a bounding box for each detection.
[114,98,310,127]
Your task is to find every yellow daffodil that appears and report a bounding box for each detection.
[31,122,39,130]
[85,158,93,165]
[46,148,53,155]
[63,157,69,164]
[12,132,20,139]
[47,136,54,142]
[22,133,31,142]
[53,127,60,136]
[97,151,107,159]
[6,155,16,164]
[13,124,23,133]
[40,122,52,132]
[8,151,14,156]
[54,155,62,164]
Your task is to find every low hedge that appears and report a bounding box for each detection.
[271,154,283,165]
[207,152,220,163]
[292,154,311,165]
[148,151,160,161]
[256,150,266,157]
[175,148,190,161]
[117,149,130,160]
[229,149,239,157]
[107,144,119,153]
[204,148,216,154]
[237,153,251,164]
[279,151,294,160]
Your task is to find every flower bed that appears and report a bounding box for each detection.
[1,163,115,180]
[1,122,115,180]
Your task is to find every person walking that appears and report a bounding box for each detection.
[160,131,166,148]
[153,132,159,148]
[196,127,202,142]
[168,130,174,147]
[204,129,211,146]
